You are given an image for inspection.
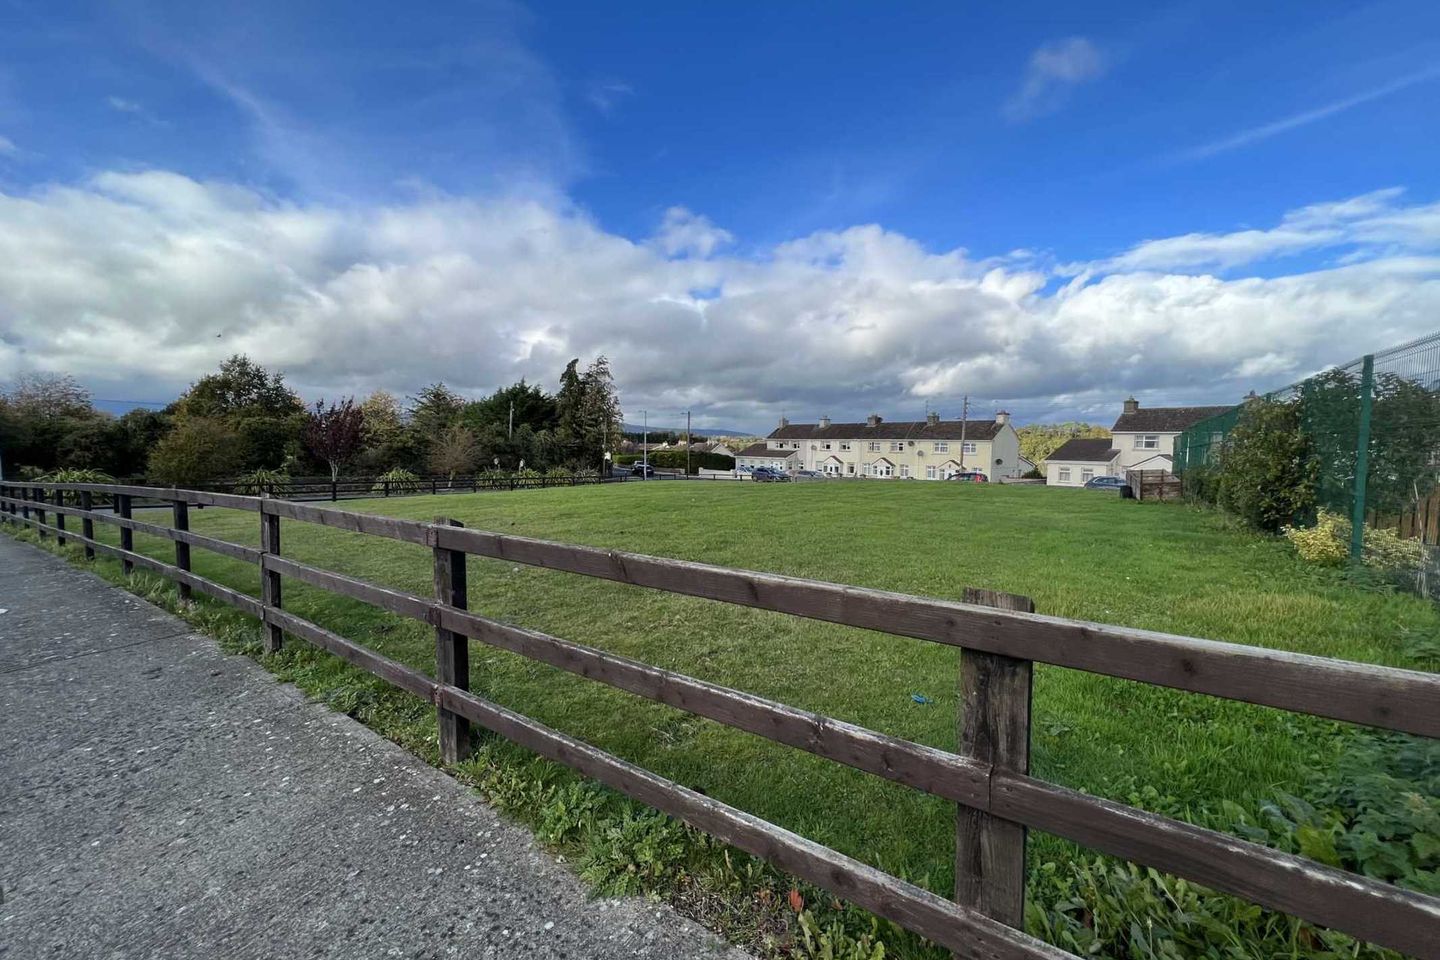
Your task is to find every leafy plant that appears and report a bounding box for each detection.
[1215,397,1316,532]
[1284,509,1426,580]
[35,467,114,505]
[371,468,421,493]
[232,467,292,496]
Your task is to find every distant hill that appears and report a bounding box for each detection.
[621,421,758,438]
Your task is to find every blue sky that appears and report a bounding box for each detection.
[1,0,1438,429]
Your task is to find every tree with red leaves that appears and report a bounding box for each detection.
[304,398,365,482]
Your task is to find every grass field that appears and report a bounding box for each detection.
[26,481,1440,951]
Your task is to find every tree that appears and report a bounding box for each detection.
[148,417,243,486]
[1,373,106,476]
[578,356,621,472]
[1017,422,1111,466]
[427,424,479,486]
[304,398,366,482]
[1215,397,1316,533]
[462,380,558,436]
[6,373,94,421]
[174,355,305,470]
[554,359,586,458]
[408,383,466,439]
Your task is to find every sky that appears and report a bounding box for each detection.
[1,0,1438,431]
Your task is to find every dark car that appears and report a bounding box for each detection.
[948,471,989,483]
[630,463,657,478]
[1083,475,1127,490]
[751,466,791,482]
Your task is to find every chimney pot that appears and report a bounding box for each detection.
[866,413,881,428]
[819,415,831,429]
[926,411,940,426]
[995,410,1010,426]
[779,415,789,428]
[1122,397,1139,415]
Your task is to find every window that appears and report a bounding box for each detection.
[1081,468,1094,482]
[873,462,892,478]
[933,442,948,453]
[962,441,977,454]
[900,464,910,478]
[867,441,881,453]
[890,441,904,452]
[1059,467,1072,482]
[1135,435,1159,450]
[846,462,855,474]
[822,442,832,450]
[840,442,851,451]
[926,465,936,479]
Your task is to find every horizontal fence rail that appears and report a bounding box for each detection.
[2,481,1437,959]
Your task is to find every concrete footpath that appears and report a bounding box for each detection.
[0,536,749,959]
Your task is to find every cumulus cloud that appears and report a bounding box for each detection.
[1003,37,1107,122]
[1,171,1438,429]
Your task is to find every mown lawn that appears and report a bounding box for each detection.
[72,482,1440,898]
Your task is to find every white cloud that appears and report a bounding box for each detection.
[1003,37,1107,122]
[587,80,634,115]
[1,172,1438,429]
[0,135,16,156]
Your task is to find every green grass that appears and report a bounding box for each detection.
[19,482,1439,953]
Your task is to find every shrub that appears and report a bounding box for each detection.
[1215,398,1316,532]
[614,451,735,473]
[148,416,244,486]
[371,468,421,493]
[233,467,291,496]
[1284,509,1427,578]
[35,468,115,505]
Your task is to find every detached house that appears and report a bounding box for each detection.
[1045,398,1234,487]
[763,411,1024,480]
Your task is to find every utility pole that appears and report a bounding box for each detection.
[641,409,648,480]
[958,395,969,471]
[508,401,514,439]
[685,410,692,478]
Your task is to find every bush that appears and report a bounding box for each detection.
[614,451,735,473]
[371,468,421,493]
[148,417,244,486]
[35,468,115,505]
[1284,509,1427,577]
[1215,398,1316,532]
[233,468,291,496]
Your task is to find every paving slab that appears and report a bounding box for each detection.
[0,535,751,960]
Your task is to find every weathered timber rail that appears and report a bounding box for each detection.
[2,481,1437,959]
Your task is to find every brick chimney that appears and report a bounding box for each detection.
[995,410,1010,426]
[778,415,789,428]
[866,413,882,428]
[819,415,831,429]
[1122,397,1139,415]
[926,411,940,426]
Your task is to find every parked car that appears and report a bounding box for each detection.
[948,471,989,483]
[792,469,826,480]
[1083,475,1127,490]
[751,466,791,482]
[630,463,657,478]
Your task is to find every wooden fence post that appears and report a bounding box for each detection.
[432,517,471,763]
[53,489,66,546]
[117,493,133,574]
[35,487,48,540]
[19,484,30,523]
[80,491,95,560]
[955,586,1034,930]
[260,506,284,653]
[172,499,192,602]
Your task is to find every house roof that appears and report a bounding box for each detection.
[1112,406,1232,433]
[768,418,1004,442]
[736,442,796,458]
[1048,438,1118,463]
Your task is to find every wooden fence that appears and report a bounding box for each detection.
[1126,468,1183,501]
[1368,486,1440,546]
[2,481,1437,959]
[197,472,608,502]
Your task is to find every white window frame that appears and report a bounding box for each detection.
[961,441,977,455]
[873,462,892,478]
[926,465,936,479]
[933,442,948,453]
[846,462,855,474]
[1059,467,1072,483]
[899,464,910,478]
[889,441,904,453]
[867,441,881,453]
[840,442,851,451]
[1081,468,1094,482]
[1135,435,1160,450]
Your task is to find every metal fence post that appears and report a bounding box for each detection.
[117,494,133,574]
[260,506,283,652]
[80,491,95,560]
[1350,353,1375,561]
[955,586,1034,930]
[173,499,192,602]
[432,517,470,762]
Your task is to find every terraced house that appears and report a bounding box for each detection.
[764,411,1023,479]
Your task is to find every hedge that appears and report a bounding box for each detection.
[613,451,735,472]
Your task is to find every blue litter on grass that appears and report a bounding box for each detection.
[910,693,933,705]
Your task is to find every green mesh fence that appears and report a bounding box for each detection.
[1174,330,1440,566]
